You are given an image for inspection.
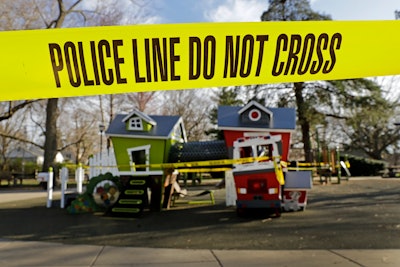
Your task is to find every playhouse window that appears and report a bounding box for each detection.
[239,144,272,161]
[128,117,143,130]
[240,146,254,158]
[257,144,272,158]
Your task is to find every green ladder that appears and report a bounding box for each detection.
[110,178,147,217]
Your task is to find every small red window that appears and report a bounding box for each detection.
[249,109,261,121]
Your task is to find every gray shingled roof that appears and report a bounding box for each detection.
[106,114,182,139]
[218,105,296,130]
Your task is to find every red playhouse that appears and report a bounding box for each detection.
[218,101,310,216]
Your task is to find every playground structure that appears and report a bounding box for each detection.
[62,100,348,217]
[287,147,351,184]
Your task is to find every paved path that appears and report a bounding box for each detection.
[0,190,53,204]
[1,178,400,266]
[0,188,75,205]
[0,239,399,266]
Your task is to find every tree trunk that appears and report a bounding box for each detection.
[294,82,313,162]
[42,98,59,172]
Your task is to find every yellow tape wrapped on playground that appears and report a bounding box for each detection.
[81,156,272,171]
[73,156,345,176]
[1,20,400,101]
[74,156,328,172]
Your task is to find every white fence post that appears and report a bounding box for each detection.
[46,167,54,208]
[225,170,237,207]
[60,167,69,209]
[89,156,94,178]
[75,163,84,194]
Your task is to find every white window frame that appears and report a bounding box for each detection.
[127,145,150,173]
[128,117,143,130]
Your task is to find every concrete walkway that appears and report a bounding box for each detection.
[0,239,399,266]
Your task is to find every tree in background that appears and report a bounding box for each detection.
[261,0,331,162]
[160,89,212,141]
[260,0,400,162]
[57,98,100,164]
[0,0,153,171]
[206,87,244,140]
[261,0,331,21]
[328,79,400,160]
[125,92,159,113]
[0,107,30,171]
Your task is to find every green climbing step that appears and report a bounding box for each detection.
[125,189,145,195]
[118,199,143,205]
[111,207,141,214]
[110,176,148,217]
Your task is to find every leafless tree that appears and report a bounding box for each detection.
[160,89,212,141]
[0,0,153,171]
[0,106,29,171]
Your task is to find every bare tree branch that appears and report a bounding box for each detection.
[0,100,40,121]
[0,132,43,149]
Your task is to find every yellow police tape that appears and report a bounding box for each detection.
[82,156,271,170]
[1,20,400,101]
[176,168,232,173]
[77,157,345,172]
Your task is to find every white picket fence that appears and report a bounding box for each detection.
[88,149,119,178]
[42,150,119,209]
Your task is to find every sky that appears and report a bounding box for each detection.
[151,0,400,23]
[146,0,400,95]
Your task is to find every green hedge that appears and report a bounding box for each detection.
[344,155,385,176]
[7,159,39,176]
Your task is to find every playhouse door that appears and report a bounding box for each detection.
[131,150,146,171]
[128,145,151,172]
